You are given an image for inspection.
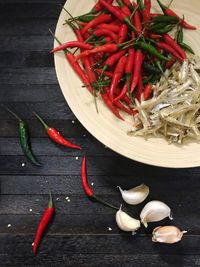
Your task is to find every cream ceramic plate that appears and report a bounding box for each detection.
[54,0,200,168]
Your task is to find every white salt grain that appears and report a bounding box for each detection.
[21,163,25,167]
[108,227,112,231]
[7,224,11,228]
[72,120,75,124]
[75,157,79,160]
[91,182,94,186]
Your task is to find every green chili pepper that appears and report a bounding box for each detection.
[142,62,161,74]
[149,22,171,31]
[151,15,179,23]
[136,41,169,61]
[6,108,41,166]
[176,28,184,43]
[179,42,195,54]
[72,14,97,23]
[152,24,174,34]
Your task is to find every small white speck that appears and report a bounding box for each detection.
[91,182,94,186]
[67,199,71,202]
[29,209,33,212]
[21,163,25,167]
[65,196,69,200]
[83,134,86,137]
[32,242,34,246]
[56,198,60,201]
[72,120,75,124]
[108,227,112,231]
[35,199,40,202]
[7,224,11,228]
[75,157,79,160]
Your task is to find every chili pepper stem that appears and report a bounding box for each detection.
[93,194,119,210]
[33,112,49,130]
[5,106,22,122]
[48,191,53,208]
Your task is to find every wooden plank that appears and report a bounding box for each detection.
[0,138,114,156]
[0,3,62,19]
[0,103,75,119]
[0,68,57,84]
[0,214,117,235]
[0,250,199,267]
[0,119,86,137]
[0,18,57,35]
[0,36,53,51]
[0,84,64,102]
[0,175,115,194]
[0,51,53,67]
[0,154,200,176]
[0,234,200,257]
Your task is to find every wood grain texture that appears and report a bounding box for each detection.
[0,0,200,266]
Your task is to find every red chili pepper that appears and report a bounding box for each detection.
[157,41,184,62]
[114,100,132,115]
[157,0,196,30]
[50,41,93,53]
[118,24,128,44]
[81,14,112,35]
[162,34,187,59]
[95,69,114,78]
[101,49,127,75]
[136,73,143,101]
[99,0,137,31]
[33,192,54,254]
[132,2,143,35]
[84,57,96,84]
[93,28,118,41]
[76,43,120,61]
[150,13,162,18]
[130,50,143,93]
[143,84,152,100]
[149,33,162,40]
[165,56,176,69]
[110,55,127,101]
[142,0,151,23]
[114,47,135,102]
[34,112,82,150]
[96,23,121,33]
[81,156,119,209]
[91,0,114,13]
[101,89,124,120]
[115,87,132,105]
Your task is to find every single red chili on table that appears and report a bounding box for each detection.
[81,156,119,209]
[33,112,82,150]
[33,192,54,254]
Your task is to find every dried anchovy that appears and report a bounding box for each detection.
[129,55,200,144]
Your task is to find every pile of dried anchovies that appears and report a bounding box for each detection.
[129,55,200,144]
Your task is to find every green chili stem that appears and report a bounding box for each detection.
[33,112,49,130]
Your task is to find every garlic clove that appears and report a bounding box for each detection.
[140,200,172,227]
[116,207,141,232]
[117,184,149,205]
[152,226,187,244]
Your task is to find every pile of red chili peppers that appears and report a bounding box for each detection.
[51,0,196,120]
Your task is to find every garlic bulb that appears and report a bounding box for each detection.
[140,200,173,227]
[152,226,187,244]
[116,207,141,233]
[117,184,149,205]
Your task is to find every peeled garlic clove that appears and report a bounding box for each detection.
[116,208,141,232]
[152,226,187,244]
[117,184,149,205]
[140,200,173,227]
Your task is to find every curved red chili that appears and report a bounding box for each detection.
[50,41,93,53]
[93,28,118,41]
[157,41,184,62]
[33,112,82,150]
[81,156,119,209]
[96,23,121,33]
[81,14,112,35]
[109,55,127,101]
[162,34,186,59]
[130,50,143,93]
[33,192,54,254]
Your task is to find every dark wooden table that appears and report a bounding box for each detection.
[1,0,200,266]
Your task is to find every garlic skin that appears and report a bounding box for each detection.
[152,226,187,244]
[140,200,173,227]
[116,208,141,233]
[118,184,149,205]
